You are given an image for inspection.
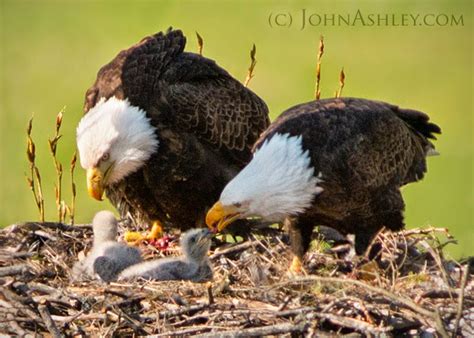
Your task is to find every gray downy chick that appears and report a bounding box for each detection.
[118,228,213,282]
[72,211,142,282]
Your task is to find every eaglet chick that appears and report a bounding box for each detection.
[118,228,213,282]
[72,211,142,282]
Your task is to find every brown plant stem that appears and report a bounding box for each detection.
[314,35,324,100]
[25,116,45,221]
[69,151,77,224]
[244,44,257,87]
[48,109,65,222]
[196,32,203,56]
[336,67,345,98]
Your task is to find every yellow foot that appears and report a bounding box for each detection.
[146,221,164,241]
[124,221,163,245]
[287,256,306,276]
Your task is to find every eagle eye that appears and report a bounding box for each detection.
[101,152,110,161]
[233,202,242,208]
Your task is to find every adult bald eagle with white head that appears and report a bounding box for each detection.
[206,98,441,272]
[76,29,269,238]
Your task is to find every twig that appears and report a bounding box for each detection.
[51,311,117,323]
[210,240,255,260]
[276,306,315,318]
[32,295,79,309]
[6,314,26,336]
[147,303,210,320]
[420,239,454,289]
[38,303,64,338]
[110,307,150,335]
[33,229,58,241]
[244,44,257,87]
[0,251,35,259]
[422,289,472,300]
[0,264,31,277]
[277,295,292,311]
[0,288,42,322]
[312,312,392,334]
[153,326,213,337]
[7,221,91,233]
[453,265,469,337]
[196,322,309,337]
[401,227,453,239]
[207,282,214,305]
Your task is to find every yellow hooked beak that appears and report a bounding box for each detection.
[206,201,241,232]
[87,167,105,201]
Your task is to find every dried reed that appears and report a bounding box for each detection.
[336,67,345,98]
[48,109,66,222]
[26,109,77,224]
[196,32,204,56]
[314,35,324,100]
[244,44,257,87]
[25,116,45,221]
[69,152,77,224]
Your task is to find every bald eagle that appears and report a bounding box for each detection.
[76,29,270,232]
[206,98,441,271]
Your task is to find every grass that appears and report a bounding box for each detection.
[0,0,472,258]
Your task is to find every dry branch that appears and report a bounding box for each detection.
[0,264,31,277]
[198,322,310,337]
[453,265,470,337]
[312,312,392,334]
[38,303,63,338]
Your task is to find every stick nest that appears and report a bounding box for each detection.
[0,222,472,337]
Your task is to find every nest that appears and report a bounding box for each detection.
[0,221,472,337]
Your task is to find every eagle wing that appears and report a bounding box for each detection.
[157,53,270,165]
[255,98,441,189]
[84,29,185,112]
[84,28,269,166]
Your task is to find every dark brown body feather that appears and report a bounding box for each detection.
[254,98,440,256]
[84,29,270,229]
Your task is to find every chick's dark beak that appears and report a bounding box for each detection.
[201,228,213,238]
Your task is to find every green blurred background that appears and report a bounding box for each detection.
[0,1,472,258]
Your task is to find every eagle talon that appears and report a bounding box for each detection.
[124,221,164,246]
[288,256,307,276]
[123,231,145,246]
[146,221,164,241]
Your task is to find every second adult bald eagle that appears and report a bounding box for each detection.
[76,29,269,233]
[206,98,441,271]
